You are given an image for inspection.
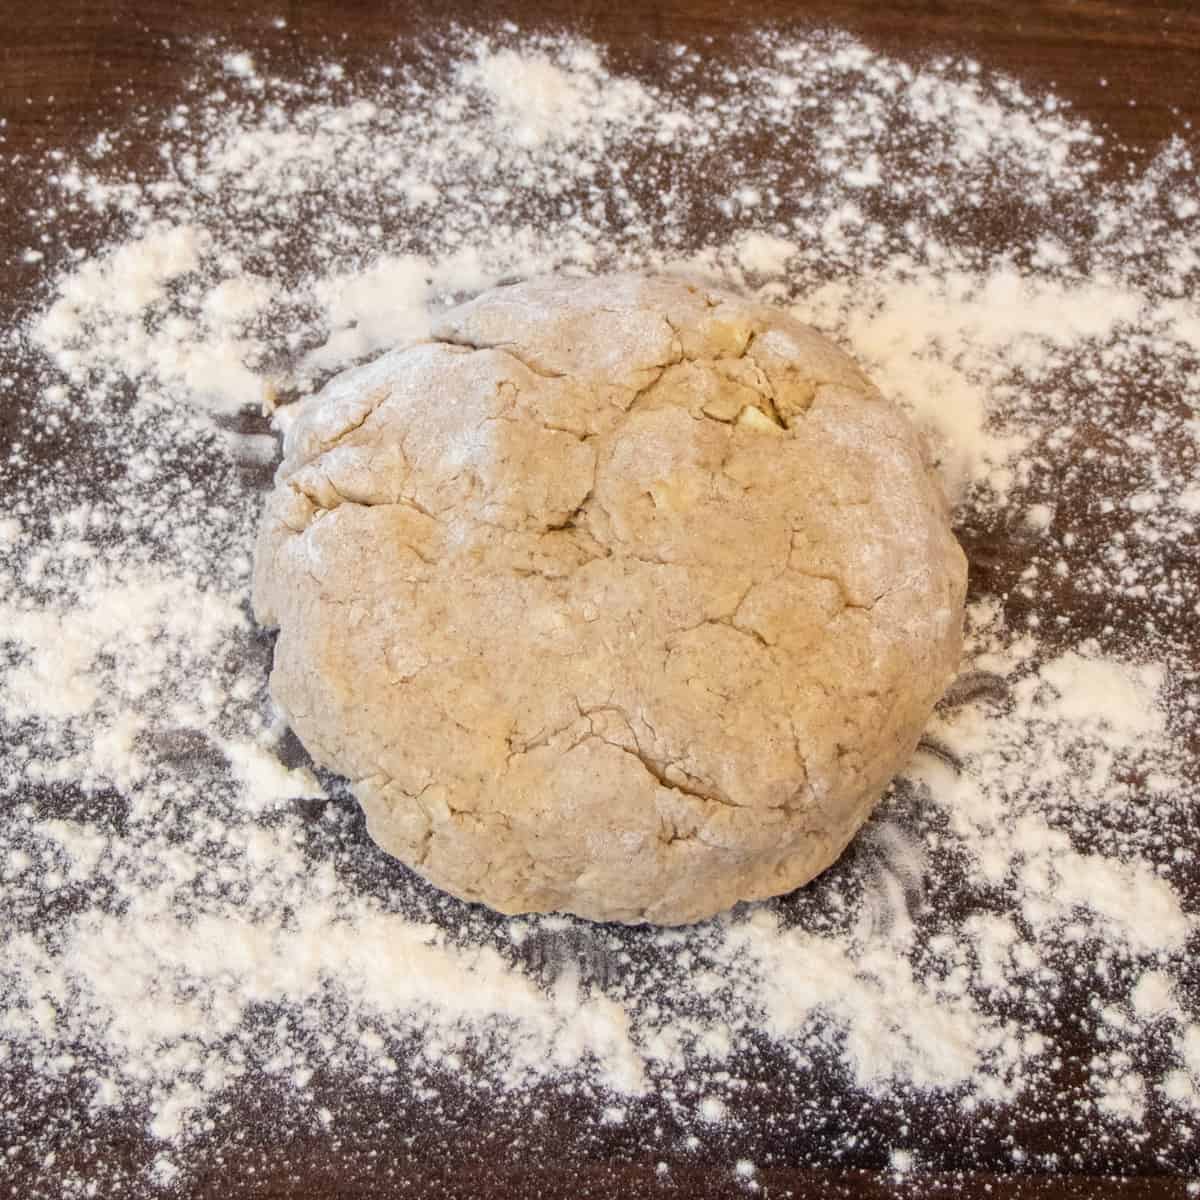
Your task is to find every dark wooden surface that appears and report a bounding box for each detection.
[4,0,1200,148]
[2,2,1200,1198]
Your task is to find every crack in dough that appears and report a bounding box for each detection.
[253,274,967,925]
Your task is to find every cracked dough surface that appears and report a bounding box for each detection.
[253,274,967,925]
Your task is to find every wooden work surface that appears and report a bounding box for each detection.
[2,2,1199,1198]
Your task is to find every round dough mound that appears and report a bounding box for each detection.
[253,275,967,925]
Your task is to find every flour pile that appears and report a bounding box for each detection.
[1,27,1198,1196]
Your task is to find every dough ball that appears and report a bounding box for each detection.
[253,274,967,925]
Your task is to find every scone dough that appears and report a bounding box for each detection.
[253,274,967,925]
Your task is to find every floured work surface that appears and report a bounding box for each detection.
[1,5,1198,1198]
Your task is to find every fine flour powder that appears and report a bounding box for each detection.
[1,26,1198,1195]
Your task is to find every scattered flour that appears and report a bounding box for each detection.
[1,23,1198,1197]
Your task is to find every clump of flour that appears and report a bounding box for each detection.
[2,25,1198,1196]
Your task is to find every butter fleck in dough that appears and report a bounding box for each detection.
[253,274,967,924]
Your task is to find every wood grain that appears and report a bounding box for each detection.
[4,1,1200,145]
